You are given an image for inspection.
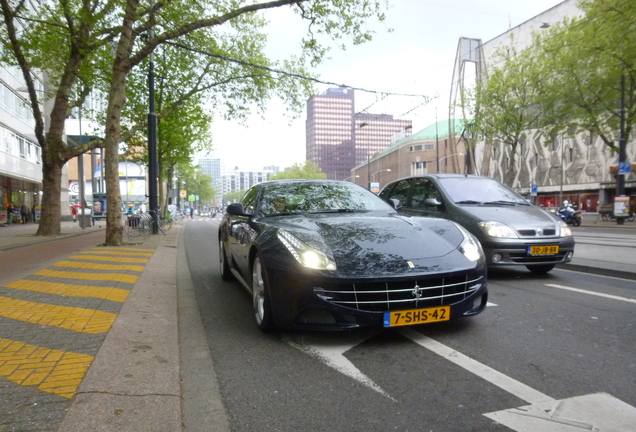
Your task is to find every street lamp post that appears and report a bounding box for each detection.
[436,153,465,173]
[370,169,391,191]
[343,175,360,182]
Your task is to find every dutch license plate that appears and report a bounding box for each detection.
[383,306,450,327]
[528,245,559,255]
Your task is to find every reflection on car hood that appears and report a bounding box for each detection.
[269,213,473,277]
[458,204,559,227]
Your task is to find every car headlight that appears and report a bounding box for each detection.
[455,224,484,262]
[559,221,572,237]
[277,229,337,270]
[479,221,518,238]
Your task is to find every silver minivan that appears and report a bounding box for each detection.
[379,174,575,274]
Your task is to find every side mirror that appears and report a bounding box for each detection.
[226,203,249,216]
[389,198,402,210]
[425,197,441,207]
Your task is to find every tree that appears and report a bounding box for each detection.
[532,0,636,149]
[270,161,327,180]
[224,190,247,204]
[0,0,388,245]
[471,40,543,186]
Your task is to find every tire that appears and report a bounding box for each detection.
[251,254,276,332]
[527,264,555,274]
[219,238,233,281]
[629,213,636,222]
[574,217,581,227]
[602,213,610,221]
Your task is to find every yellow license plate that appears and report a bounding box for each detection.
[383,306,450,327]
[528,245,559,255]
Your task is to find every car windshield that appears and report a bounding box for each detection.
[258,181,394,216]
[438,177,529,205]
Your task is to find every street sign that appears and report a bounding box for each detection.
[180,190,187,198]
[370,182,380,194]
[531,184,538,196]
[618,162,631,175]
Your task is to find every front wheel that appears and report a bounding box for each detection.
[601,213,610,221]
[251,254,276,332]
[527,264,555,274]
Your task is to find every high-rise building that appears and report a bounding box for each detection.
[306,87,412,180]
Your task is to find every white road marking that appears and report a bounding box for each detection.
[283,331,396,401]
[487,301,498,306]
[485,393,636,432]
[545,284,636,304]
[398,327,554,405]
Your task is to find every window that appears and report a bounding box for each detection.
[411,161,427,176]
[411,178,441,209]
[385,180,411,207]
[241,187,258,214]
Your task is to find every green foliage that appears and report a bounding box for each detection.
[270,161,327,180]
[532,0,636,148]
[0,0,389,241]
[224,189,247,203]
[470,39,543,185]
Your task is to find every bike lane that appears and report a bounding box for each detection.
[0,223,178,431]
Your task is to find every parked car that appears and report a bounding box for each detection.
[379,174,575,274]
[218,179,488,331]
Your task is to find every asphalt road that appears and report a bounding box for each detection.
[183,218,636,432]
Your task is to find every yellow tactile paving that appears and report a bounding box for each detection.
[0,296,117,334]
[34,269,138,284]
[53,260,144,272]
[70,254,149,264]
[80,250,153,257]
[0,338,93,398]
[3,280,129,302]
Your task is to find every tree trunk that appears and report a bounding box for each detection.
[35,152,63,236]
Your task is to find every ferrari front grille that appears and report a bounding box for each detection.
[315,274,484,312]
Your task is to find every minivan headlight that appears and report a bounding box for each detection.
[479,221,518,238]
[559,221,572,237]
[277,229,337,270]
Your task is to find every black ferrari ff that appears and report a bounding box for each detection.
[218,179,488,331]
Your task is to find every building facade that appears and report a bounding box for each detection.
[351,119,466,191]
[306,87,412,180]
[467,0,635,212]
[0,65,45,223]
[219,170,273,203]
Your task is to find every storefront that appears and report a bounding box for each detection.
[1,174,42,225]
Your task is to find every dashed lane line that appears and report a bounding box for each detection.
[69,254,149,263]
[34,269,138,284]
[53,260,145,272]
[0,337,93,399]
[3,280,129,302]
[0,296,118,334]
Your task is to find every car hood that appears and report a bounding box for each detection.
[456,204,559,228]
[266,213,476,277]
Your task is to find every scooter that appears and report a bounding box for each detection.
[558,207,582,226]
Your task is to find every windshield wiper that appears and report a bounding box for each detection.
[455,200,482,204]
[483,200,519,205]
[308,209,357,214]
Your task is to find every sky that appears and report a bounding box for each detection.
[204,0,566,173]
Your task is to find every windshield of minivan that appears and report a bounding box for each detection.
[438,177,528,204]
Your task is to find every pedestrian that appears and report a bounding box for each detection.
[6,203,12,225]
[20,202,28,223]
[71,205,77,222]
